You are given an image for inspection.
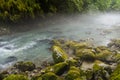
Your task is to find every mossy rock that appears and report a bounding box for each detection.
[53,62,68,75]
[65,66,81,80]
[52,46,68,63]
[113,54,120,63]
[85,69,93,80]
[52,40,62,47]
[66,57,78,66]
[108,39,120,49]
[14,61,35,71]
[92,63,109,80]
[76,49,95,62]
[42,62,68,75]
[97,46,110,51]
[42,72,60,80]
[65,41,89,49]
[96,50,112,62]
[3,74,28,80]
[110,64,120,80]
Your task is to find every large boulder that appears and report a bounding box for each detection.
[14,61,36,72]
[52,46,68,63]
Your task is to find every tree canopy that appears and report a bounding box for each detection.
[0,0,120,22]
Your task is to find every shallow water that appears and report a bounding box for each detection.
[0,12,120,70]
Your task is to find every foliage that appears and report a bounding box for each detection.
[111,0,120,11]
[0,0,43,22]
[0,0,120,22]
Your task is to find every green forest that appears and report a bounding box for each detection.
[0,0,120,80]
[0,0,120,22]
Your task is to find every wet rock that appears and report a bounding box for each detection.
[107,39,120,51]
[4,56,17,63]
[14,61,36,72]
[52,45,68,63]
[3,74,28,80]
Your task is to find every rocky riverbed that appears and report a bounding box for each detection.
[0,39,120,80]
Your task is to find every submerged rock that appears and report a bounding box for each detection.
[52,46,68,63]
[14,61,36,72]
[4,56,17,63]
[107,39,120,52]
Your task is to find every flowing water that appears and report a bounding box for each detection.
[0,12,120,70]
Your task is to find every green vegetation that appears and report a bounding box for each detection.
[0,0,120,22]
[110,64,120,80]
[3,74,28,80]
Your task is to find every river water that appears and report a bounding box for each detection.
[0,12,120,70]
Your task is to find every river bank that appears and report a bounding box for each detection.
[0,39,120,80]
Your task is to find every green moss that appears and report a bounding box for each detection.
[42,62,68,75]
[53,62,68,75]
[93,63,103,72]
[114,54,120,63]
[76,49,95,62]
[85,70,93,80]
[66,57,78,66]
[65,70,80,80]
[93,63,109,80]
[65,66,82,80]
[110,64,120,80]
[14,61,35,72]
[42,72,60,80]
[66,41,89,49]
[96,50,112,61]
[52,46,68,63]
[3,74,28,80]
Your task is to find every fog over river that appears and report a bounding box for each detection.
[0,12,120,70]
